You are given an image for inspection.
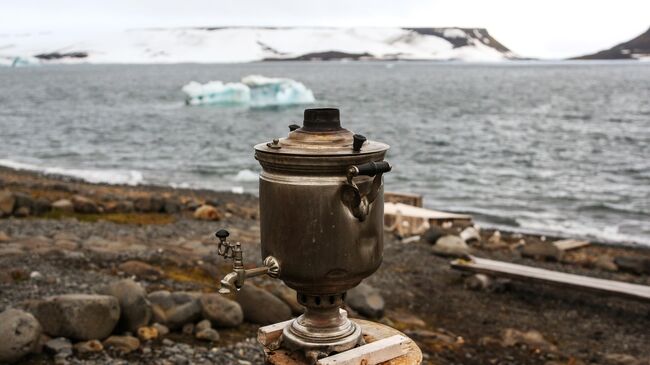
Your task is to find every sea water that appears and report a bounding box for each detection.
[0,61,648,246]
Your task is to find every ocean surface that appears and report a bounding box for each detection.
[0,61,649,246]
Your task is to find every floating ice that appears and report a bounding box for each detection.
[182,75,315,107]
[0,56,41,67]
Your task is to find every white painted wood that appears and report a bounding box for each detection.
[384,202,472,220]
[258,319,293,346]
[451,256,650,302]
[553,239,590,251]
[317,335,409,365]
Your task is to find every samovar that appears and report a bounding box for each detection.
[215,108,391,360]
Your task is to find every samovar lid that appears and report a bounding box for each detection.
[254,108,389,156]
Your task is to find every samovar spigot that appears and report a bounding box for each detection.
[215,229,280,294]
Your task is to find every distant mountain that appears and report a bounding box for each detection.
[0,27,519,64]
[574,27,650,60]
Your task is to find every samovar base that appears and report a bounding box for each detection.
[279,293,363,363]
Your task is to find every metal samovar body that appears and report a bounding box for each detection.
[216,108,391,361]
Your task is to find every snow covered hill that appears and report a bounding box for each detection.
[0,27,519,64]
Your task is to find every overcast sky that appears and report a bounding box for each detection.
[2,0,649,59]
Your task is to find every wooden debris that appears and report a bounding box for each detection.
[384,192,423,207]
[552,239,590,251]
[258,318,293,347]
[317,335,409,365]
[451,256,650,303]
[384,202,472,237]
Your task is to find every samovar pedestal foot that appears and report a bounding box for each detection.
[261,318,423,365]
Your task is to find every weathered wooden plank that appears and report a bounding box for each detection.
[258,319,293,346]
[553,239,590,251]
[317,335,409,365]
[451,256,650,303]
[384,192,423,207]
[384,202,472,220]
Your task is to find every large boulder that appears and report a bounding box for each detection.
[118,260,164,280]
[268,283,304,315]
[72,195,100,214]
[432,235,470,258]
[25,294,120,340]
[614,256,650,275]
[98,279,152,333]
[147,291,202,329]
[12,192,34,216]
[51,199,74,213]
[520,242,562,261]
[0,308,42,364]
[193,205,223,221]
[0,191,15,217]
[346,282,385,319]
[235,284,292,325]
[200,293,244,328]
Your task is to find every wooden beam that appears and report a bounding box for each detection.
[553,239,590,251]
[384,202,472,220]
[451,256,650,303]
[316,335,409,365]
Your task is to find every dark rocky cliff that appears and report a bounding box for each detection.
[574,27,650,60]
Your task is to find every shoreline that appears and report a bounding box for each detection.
[1,164,646,250]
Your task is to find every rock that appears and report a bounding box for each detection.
[25,294,120,340]
[30,271,44,282]
[72,195,99,214]
[51,199,74,213]
[97,279,152,333]
[0,308,42,364]
[118,260,164,280]
[346,282,385,319]
[0,191,15,216]
[137,326,159,341]
[603,353,643,365]
[44,338,72,355]
[195,328,220,342]
[147,291,202,329]
[152,323,169,336]
[501,328,558,353]
[520,242,563,261]
[460,226,481,243]
[103,335,140,354]
[614,256,650,275]
[163,199,181,214]
[268,283,304,315]
[195,319,212,333]
[13,206,30,217]
[200,293,244,328]
[193,205,223,221]
[422,226,445,244]
[134,195,164,213]
[182,323,195,336]
[104,200,134,213]
[73,340,103,354]
[594,255,618,272]
[0,231,9,241]
[12,192,34,215]
[32,198,51,215]
[235,284,292,325]
[432,235,470,258]
[388,311,426,328]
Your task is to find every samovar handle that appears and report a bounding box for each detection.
[341,161,392,222]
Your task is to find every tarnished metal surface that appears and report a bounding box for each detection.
[220,108,392,359]
[265,319,423,365]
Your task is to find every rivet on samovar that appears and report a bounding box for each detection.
[214,108,421,364]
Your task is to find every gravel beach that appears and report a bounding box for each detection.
[1,166,649,365]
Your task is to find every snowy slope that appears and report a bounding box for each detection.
[0,27,519,64]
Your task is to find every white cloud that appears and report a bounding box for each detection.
[0,0,648,59]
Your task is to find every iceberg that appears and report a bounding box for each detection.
[182,75,315,107]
